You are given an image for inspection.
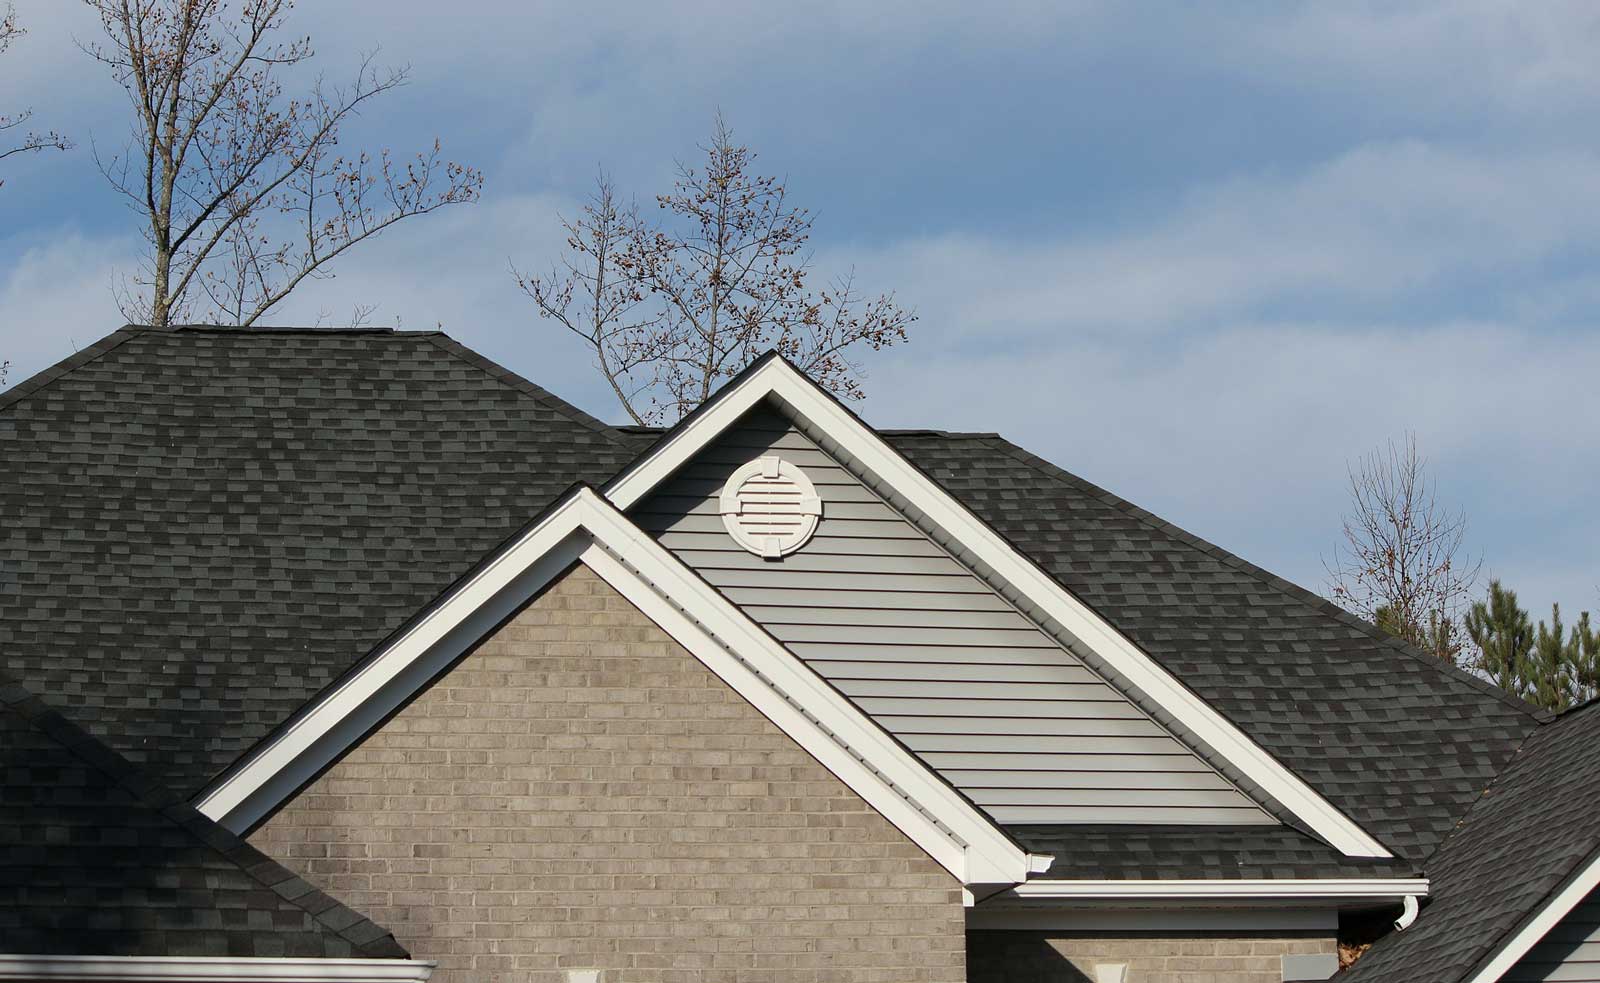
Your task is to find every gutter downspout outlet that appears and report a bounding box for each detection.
[1394,894,1421,931]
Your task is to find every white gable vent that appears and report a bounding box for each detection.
[719,455,823,559]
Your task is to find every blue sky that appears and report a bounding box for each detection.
[3,1,1599,616]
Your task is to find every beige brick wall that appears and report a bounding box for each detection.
[967,931,1337,982]
[252,563,966,983]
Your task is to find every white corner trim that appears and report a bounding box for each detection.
[999,878,1430,903]
[603,356,1394,859]
[1464,849,1600,983]
[0,955,434,981]
[194,488,1031,886]
[1028,854,1056,875]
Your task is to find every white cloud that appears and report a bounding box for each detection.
[4,0,1598,614]
[0,229,137,384]
[859,320,1600,610]
[829,143,1600,340]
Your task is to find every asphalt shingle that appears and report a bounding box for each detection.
[885,432,1544,863]
[0,329,1547,877]
[1012,825,1418,881]
[1340,700,1600,982]
[0,325,638,794]
[0,671,408,958]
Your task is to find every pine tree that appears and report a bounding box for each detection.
[1466,582,1600,712]
[1529,604,1576,712]
[1565,611,1600,705]
[1466,581,1534,699]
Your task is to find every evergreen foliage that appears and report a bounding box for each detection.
[1466,580,1600,711]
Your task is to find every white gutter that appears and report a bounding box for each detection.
[999,878,1430,903]
[0,955,434,981]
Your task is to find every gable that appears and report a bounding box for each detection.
[891,431,1542,862]
[195,486,1036,886]
[1510,885,1600,982]
[249,562,967,981]
[632,404,1273,827]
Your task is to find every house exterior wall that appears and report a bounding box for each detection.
[1506,888,1600,982]
[966,931,1338,982]
[250,562,967,983]
[631,403,1269,826]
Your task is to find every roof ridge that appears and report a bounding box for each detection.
[421,334,633,447]
[0,672,408,959]
[166,323,437,335]
[0,325,149,414]
[970,434,1550,724]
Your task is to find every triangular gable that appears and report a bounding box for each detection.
[604,353,1393,859]
[1471,859,1600,983]
[632,403,1274,826]
[194,486,1041,888]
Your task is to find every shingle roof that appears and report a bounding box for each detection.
[1012,825,1417,881]
[1339,700,1600,982]
[0,328,1542,872]
[0,671,408,959]
[884,432,1543,863]
[1,325,638,793]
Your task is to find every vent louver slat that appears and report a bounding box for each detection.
[719,456,823,559]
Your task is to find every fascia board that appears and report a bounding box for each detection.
[967,907,1339,932]
[193,498,594,827]
[0,955,434,982]
[1003,878,1430,903]
[604,357,1392,859]
[195,488,1029,885]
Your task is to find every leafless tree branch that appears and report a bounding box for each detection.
[1325,433,1482,663]
[0,4,72,190]
[83,0,483,327]
[516,114,913,425]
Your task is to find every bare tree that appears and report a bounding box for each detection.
[82,0,483,327]
[516,115,914,425]
[1,4,71,189]
[513,174,663,421]
[1325,434,1481,663]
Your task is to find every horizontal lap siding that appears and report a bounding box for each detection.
[632,406,1271,826]
[1508,897,1600,982]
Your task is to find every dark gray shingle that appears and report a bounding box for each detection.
[1341,700,1600,982]
[0,671,408,958]
[1013,825,1417,880]
[1,326,638,794]
[886,432,1543,863]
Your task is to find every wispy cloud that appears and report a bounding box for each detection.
[2,0,1598,612]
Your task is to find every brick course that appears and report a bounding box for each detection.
[967,931,1337,982]
[252,563,966,983]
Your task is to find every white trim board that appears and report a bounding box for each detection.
[0,955,434,981]
[967,907,1339,932]
[603,354,1393,859]
[194,487,1038,886]
[1464,850,1600,983]
[998,878,1429,905]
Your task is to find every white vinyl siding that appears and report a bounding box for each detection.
[1508,893,1600,982]
[632,404,1273,826]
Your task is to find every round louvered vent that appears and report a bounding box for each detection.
[719,455,823,559]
